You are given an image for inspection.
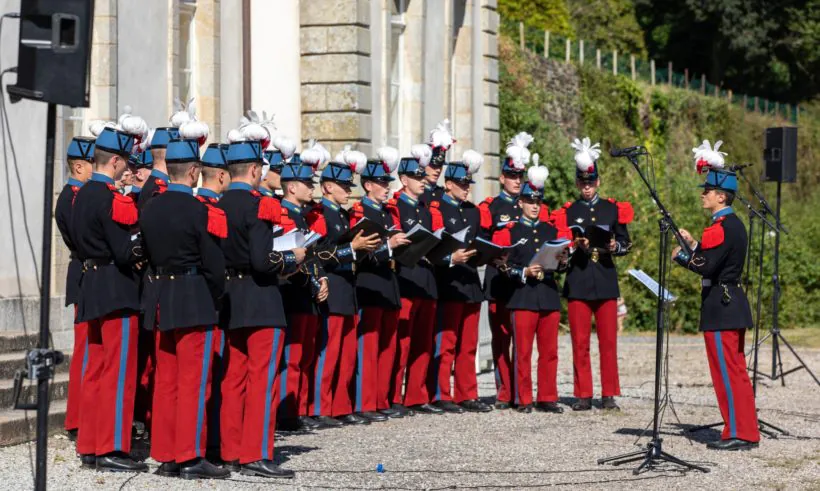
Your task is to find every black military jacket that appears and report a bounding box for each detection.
[394,193,438,300]
[55,179,83,306]
[139,185,226,331]
[478,192,522,303]
[553,195,633,301]
[352,196,402,309]
[419,183,444,208]
[137,168,168,212]
[278,198,327,316]
[674,209,753,332]
[307,198,358,316]
[71,174,143,322]
[216,183,299,329]
[429,194,483,303]
[493,217,564,311]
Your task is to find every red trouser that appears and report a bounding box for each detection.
[76,312,139,455]
[488,302,513,404]
[704,330,760,442]
[220,326,285,464]
[64,306,89,431]
[355,307,400,412]
[279,313,319,418]
[393,298,437,406]
[331,314,358,417]
[511,310,560,406]
[309,314,344,417]
[151,326,214,463]
[568,299,620,398]
[134,325,155,430]
[429,301,481,403]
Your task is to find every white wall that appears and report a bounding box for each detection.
[250,0,301,143]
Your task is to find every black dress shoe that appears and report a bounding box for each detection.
[277,418,300,431]
[602,396,620,411]
[411,403,444,415]
[460,399,493,413]
[155,462,181,477]
[79,454,96,469]
[223,460,241,472]
[66,429,78,442]
[516,404,533,413]
[96,453,149,473]
[241,459,295,479]
[180,458,231,479]
[391,403,415,416]
[379,407,405,418]
[339,413,370,425]
[359,411,388,422]
[298,416,323,429]
[707,438,759,451]
[314,415,344,427]
[572,398,592,411]
[535,402,564,413]
[494,401,511,410]
[432,400,465,413]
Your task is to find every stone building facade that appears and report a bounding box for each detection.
[0,0,500,346]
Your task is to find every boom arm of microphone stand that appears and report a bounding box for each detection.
[737,168,788,234]
[736,193,777,231]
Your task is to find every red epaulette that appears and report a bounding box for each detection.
[608,198,635,224]
[479,199,493,230]
[106,185,138,226]
[701,221,725,250]
[392,189,404,200]
[491,225,512,247]
[156,179,168,195]
[308,211,327,236]
[385,199,402,229]
[70,186,80,206]
[205,204,228,239]
[257,195,281,224]
[563,201,572,209]
[429,201,444,231]
[250,190,261,197]
[349,201,364,227]
[550,206,568,230]
[538,203,550,223]
[279,207,296,233]
[481,196,494,206]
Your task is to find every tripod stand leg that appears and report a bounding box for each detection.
[632,456,652,475]
[686,422,722,433]
[760,419,789,436]
[597,450,646,466]
[659,451,710,473]
[777,333,820,387]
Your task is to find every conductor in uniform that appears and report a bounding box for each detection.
[673,140,759,451]
[551,137,634,411]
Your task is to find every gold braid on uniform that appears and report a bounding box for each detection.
[317,246,339,264]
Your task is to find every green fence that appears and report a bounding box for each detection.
[502,18,801,124]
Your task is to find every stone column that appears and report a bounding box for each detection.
[300,0,372,157]
[480,0,500,198]
[194,0,220,142]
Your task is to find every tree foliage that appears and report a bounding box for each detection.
[497,0,574,36]
[566,0,647,57]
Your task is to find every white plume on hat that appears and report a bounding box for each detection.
[428,119,455,150]
[238,119,270,147]
[116,106,149,144]
[170,98,195,128]
[570,137,601,173]
[345,149,368,174]
[410,144,433,167]
[334,144,351,164]
[227,127,244,143]
[247,110,280,151]
[462,149,484,174]
[89,120,115,138]
[527,153,549,189]
[692,139,727,173]
[377,146,401,173]
[505,132,534,170]
[273,134,297,160]
[301,140,330,168]
[180,120,210,147]
[135,133,151,154]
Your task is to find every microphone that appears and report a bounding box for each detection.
[728,163,753,172]
[609,145,644,157]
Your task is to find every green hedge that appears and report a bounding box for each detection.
[499,36,820,332]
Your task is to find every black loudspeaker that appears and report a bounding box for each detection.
[762,127,798,183]
[7,0,94,107]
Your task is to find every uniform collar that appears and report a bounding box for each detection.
[362,196,382,211]
[228,182,255,192]
[441,193,461,207]
[167,183,194,195]
[197,187,220,200]
[67,177,85,188]
[150,168,169,182]
[321,197,340,211]
[399,192,418,207]
[580,193,600,206]
[130,185,141,194]
[282,198,303,215]
[498,190,516,203]
[90,172,115,185]
[257,187,274,197]
[519,216,537,228]
[712,206,734,222]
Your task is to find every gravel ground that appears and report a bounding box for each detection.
[2,334,819,490]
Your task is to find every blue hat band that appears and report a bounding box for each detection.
[520,183,544,199]
[281,163,316,182]
[398,158,425,176]
[227,141,263,164]
[700,170,738,192]
[444,163,474,183]
[166,139,201,163]
[150,127,180,149]
[502,158,526,174]
[321,163,355,184]
[67,138,95,160]
[95,127,135,157]
[201,144,227,168]
[362,161,394,181]
[264,150,285,169]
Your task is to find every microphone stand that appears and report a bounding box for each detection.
[738,169,819,387]
[597,148,708,475]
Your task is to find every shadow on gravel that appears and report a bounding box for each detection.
[612,425,719,444]
[275,444,318,464]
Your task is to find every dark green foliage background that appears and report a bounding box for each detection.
[499,36,820,332]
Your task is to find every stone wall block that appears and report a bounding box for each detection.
[301,54,371,84]
[301,26,328,54]
[326,25,370,55]
[302,112,372,141]
[483,57,499,83]
[300,0,370,26]
[326,83,372,112]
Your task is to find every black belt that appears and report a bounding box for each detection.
[82,258,113,270]
[701,279,741,288]
[226,268,251,278]
[151,266,200,279]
